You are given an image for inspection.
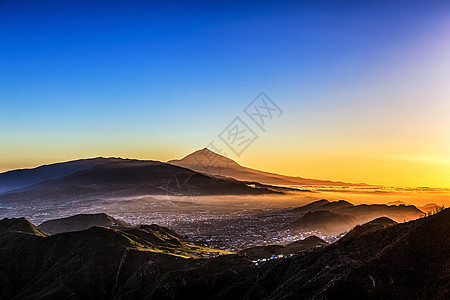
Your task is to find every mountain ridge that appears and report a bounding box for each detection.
[0,149,372,197]
[0,159,279,207]
[38,213,132,235]
[169,148,369,186]
[287,199,423,234]
[0,157,124,194]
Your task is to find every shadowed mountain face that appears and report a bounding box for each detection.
[38,213,132,235]
[169,148,367,186]
[287,210,360,235]
[287,199,423,234]
[0,157,123,194]
[0,210,448,299]
[0,159,278,206]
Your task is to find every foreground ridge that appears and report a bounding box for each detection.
[0,209,448,299]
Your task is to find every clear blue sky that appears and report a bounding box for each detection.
[1,0,449,187]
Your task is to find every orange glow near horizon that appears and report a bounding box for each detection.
[1,146,449,189]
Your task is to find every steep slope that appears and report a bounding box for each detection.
[169,148,367,186]
[0,157,122,193]
[38,213,132,235]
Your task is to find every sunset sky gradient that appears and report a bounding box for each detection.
[1,0,449,188]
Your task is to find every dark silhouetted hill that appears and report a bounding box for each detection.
[287,210,360,235]
[291,199,330,213]
[420,203,442,212]
[38,213,132,235]
[342,216,397,240]
[0,157,122,193]
[0,217,47,237]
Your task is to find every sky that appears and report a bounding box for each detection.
[1,0,449,188]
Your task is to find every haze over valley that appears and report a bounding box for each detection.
[0,150,445,252]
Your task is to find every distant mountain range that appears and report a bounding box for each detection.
[169,148,367,186]
[0,149,375,212]
[388,201,443,213]
[420,203,442,212]
[0,209,448,299]
[287,199,423,234]
[0,149,367,199]
[0,157,123,193]
[0,158,278,206]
